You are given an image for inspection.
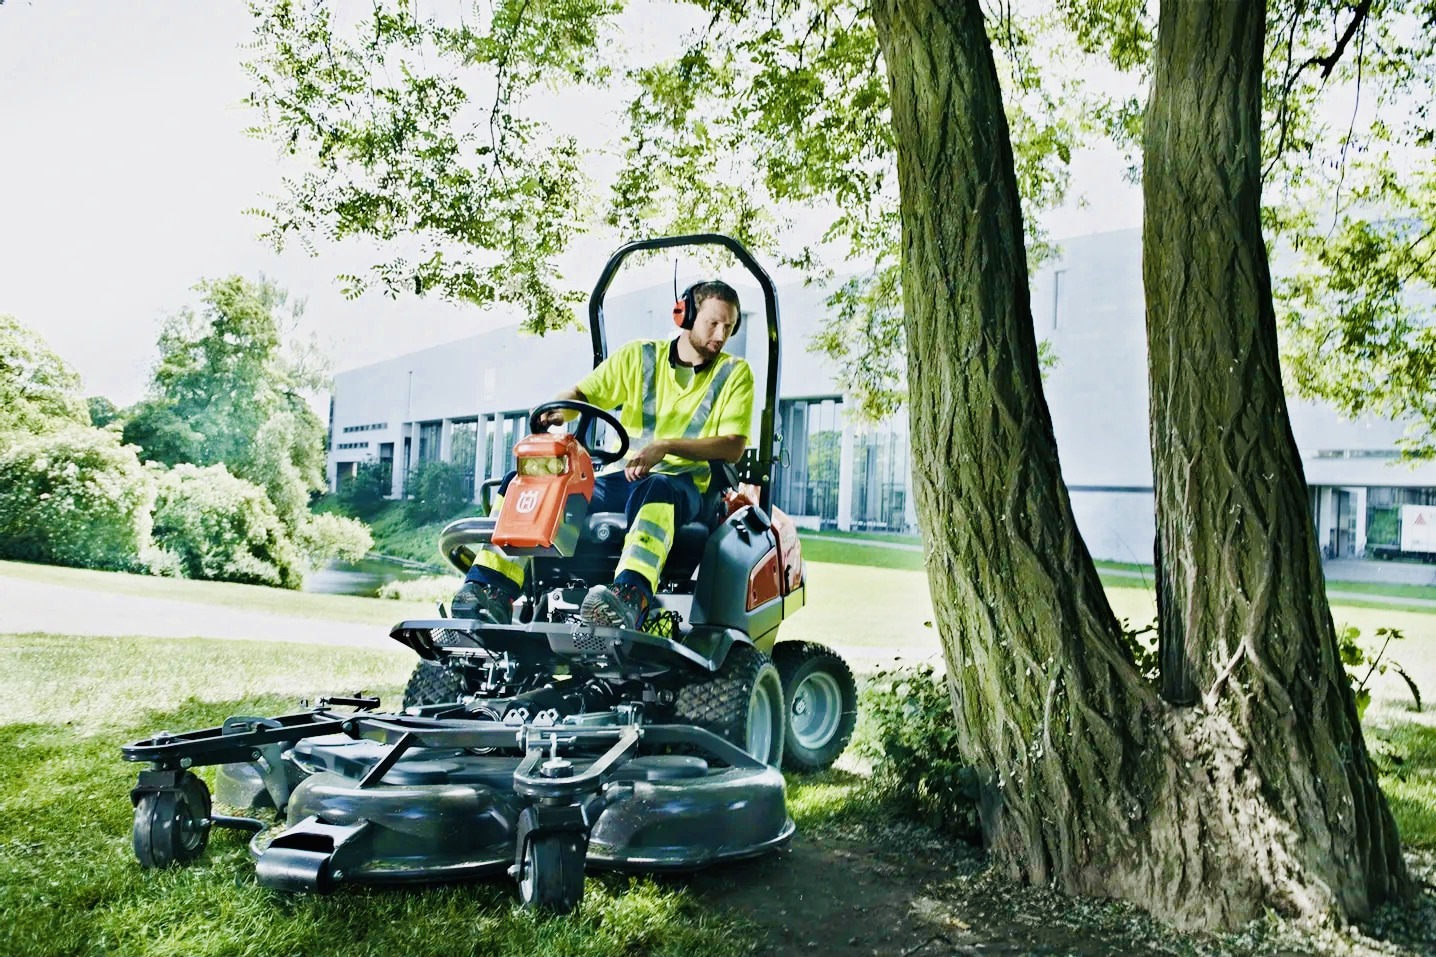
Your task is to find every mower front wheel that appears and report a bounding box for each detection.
[133,771,211,868]
[673,644,786,767]
[772,642,858,772]
[517,832,587,914]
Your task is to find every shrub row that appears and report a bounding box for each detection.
[0,427,370,587]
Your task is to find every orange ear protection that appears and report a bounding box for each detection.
[672,283,699,329]
[672,282,741,333]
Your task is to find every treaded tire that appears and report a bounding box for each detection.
[402,661,467,708]
[771,642,858,772]
[673,644,785,766]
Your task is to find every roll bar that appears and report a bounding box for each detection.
[587,234,781,511]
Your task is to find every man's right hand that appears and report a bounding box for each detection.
[538,409,571,429]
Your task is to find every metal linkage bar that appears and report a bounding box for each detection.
[512,727,642,799]
[121,710,354,770]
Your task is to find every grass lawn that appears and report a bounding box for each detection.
[0,560,435,629]
[3,559,1435,954]
[0,634,754,957]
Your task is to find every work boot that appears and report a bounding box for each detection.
[450,581,514,624]
[580,581,651,630]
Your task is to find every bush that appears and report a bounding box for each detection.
[405,461,469,524]
[151,464,304,588]
[336,460,392,516]
[856,663,983,842]
[0,427,156,571]
[294,512,373,566]
[376,574,463,604]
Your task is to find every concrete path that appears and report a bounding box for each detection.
[0,571,940,671]
[0,575,397,650]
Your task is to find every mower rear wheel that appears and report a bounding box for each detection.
[673,644,786,766]
[402,661,466,709]
[517,832,587,913]
[133,771,211,868]
[772,642,858,772]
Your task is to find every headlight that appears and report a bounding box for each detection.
[518,455,566,476]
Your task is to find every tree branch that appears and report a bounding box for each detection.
[1316,0,1373,81]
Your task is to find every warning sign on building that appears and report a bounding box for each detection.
[1401,505,1436,553]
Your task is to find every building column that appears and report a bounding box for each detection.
[837,416,855,532]
[1315,486,1336,557]
[473,415,490,503]
[1350,486,1369,557]
[439,418,454,463]
[488,413,505,480]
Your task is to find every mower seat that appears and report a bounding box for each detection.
[574,459,738,578]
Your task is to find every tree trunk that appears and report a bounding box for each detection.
[871,0,1408,929]
[1142,0,1407,917]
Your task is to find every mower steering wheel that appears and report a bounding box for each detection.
[529,400,630,468]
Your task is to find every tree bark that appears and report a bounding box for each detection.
[1142,0,1407,918]
[870,0,1409,929]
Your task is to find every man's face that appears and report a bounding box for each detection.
[686,297,739,363]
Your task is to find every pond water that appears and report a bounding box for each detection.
[303,558,439,597]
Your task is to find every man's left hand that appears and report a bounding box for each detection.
[624,441,668,481]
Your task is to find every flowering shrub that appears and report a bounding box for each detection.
[0,427,155,570]
[150,464,303,588]
[294,511,373,566]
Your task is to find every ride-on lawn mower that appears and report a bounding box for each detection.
[121,234,859,913]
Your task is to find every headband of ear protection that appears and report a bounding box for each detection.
[672,282,741,334]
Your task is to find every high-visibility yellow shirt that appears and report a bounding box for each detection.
[578,338,754,491]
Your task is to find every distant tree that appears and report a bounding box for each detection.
[0,314,89,436]
[123,275,330,530]
[86,395,121,429]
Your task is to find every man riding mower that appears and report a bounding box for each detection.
[119,234,859,913]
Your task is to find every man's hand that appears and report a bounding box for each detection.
[624,441,669,481]
[538,408,570,429]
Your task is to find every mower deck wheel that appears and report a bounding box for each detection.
[517,832,587,913]
[402,660,467,709]
[133,771,211,868]
[772,642,858,772]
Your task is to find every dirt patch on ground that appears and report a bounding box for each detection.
[681,824,1436,957]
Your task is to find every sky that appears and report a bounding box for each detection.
[0,1,1142,409]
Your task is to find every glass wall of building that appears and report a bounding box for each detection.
[1366,486,1436,550]
[774,397,842,527]
[850,418,911,533]
[488,411,530,479]
[450,419,479,500]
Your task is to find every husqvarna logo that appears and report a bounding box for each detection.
[515,490,541,514]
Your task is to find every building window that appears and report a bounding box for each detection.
[417,421,443,463]
[1052,269,1065,329]
[450,419,479,499]
[775,398,842,529]
[1365,486,1436,549]
[851,418,911,533]
[488,411,530,477]
[335,441,370,450]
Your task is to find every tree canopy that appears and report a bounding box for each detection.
[0,314,90,436]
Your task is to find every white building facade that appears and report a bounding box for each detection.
[327,229,1436,562]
